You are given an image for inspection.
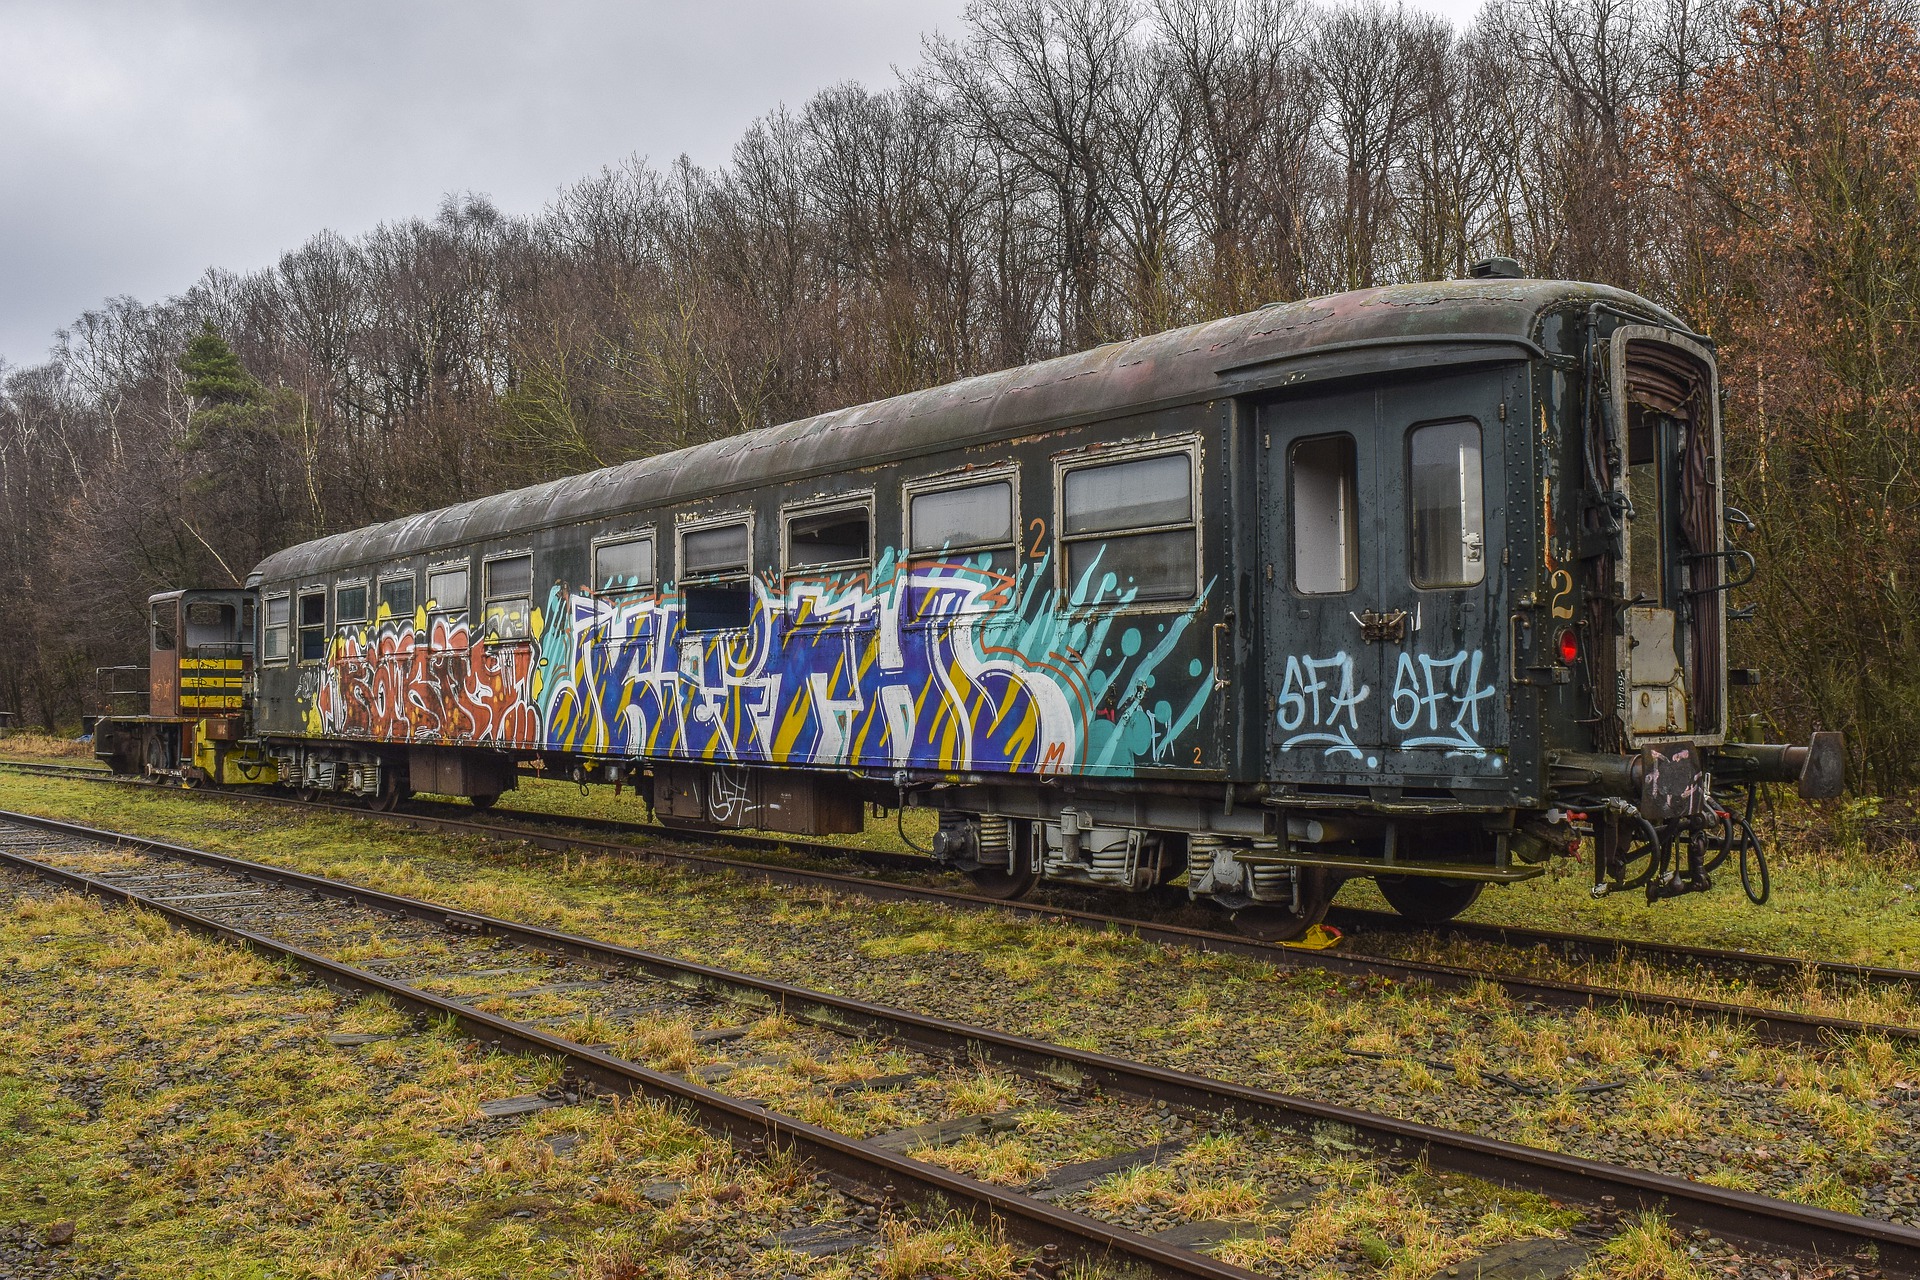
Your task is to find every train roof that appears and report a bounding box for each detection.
[250,277,1691,584]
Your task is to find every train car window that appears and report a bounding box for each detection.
[427,567,469,614]
[335,583,368,624]
[240,597,255,647]
[910,481,1013,552]
[783,502,873,626]
[594,536,655,594]
[483,554,534,641]
[151,602,177,652]
[263,594,289,663]
[680,519,753,632]
[378,575,415,621]
[1626,417,1667,600]
[786,505,871,570]
[1060,451,1197,602]
[1291,435,1359,595]
[904,477,1016,621]
[298,591,327,662]
[1408,419,1486,588]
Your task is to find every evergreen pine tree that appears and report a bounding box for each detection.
[179,321,256,405]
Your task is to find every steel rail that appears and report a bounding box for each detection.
[1326,905,1920,991]
[2,808,1916,1274]
[0,834,1262,1280]
[3,766,1914,1049]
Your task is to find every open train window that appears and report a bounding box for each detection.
[680,517,754,632]
[1058,447,1198,604]
[482,554,534,641]
[1407,419,1486,588]
[298,590,327,662]
[335,582,368,625]
[904,472,1017,620]
[378,574,416,622]
[594,534,656,595]
[263,593,289,664]
[783,499,872,626]
[1291,434,1358,595]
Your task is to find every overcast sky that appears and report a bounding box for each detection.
[0,0,1478,370]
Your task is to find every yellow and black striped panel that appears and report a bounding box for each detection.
[181,659,245,712]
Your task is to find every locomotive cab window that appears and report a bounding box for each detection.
[1059,449,1198,603]
[184,600,238,654]
[482,554,534,641]
[378,574,415,621]
[1291,434,1359,595]
[1407,419,1486,588]
[905,475,1016,619]
[594,535,655,595]
[335,583,368,625]
[151,601,177,652]
[298,591,327,662]
[784,501,872,626]
[263,594,289,663]
[680,519,753,632]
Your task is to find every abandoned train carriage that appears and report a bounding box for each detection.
[97,274,1840,938]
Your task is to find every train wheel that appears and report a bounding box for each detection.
[368,773,410,812]
[1230,867,1332,941]
[1375,874,1483,925]
[469,793,499,811]
[965,864,1038,900]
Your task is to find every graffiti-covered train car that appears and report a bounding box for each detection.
[96,271,1841,938]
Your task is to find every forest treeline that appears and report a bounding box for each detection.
[1,0,1915,787]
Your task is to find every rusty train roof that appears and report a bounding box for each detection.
[249,277,1691,584]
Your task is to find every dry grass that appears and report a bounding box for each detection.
[0,885,846,1278]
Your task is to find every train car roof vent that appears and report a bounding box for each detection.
[1468,256,1526,279]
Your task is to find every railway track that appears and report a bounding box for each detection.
[3,757,1916,1052]
[2,808,1914,1278]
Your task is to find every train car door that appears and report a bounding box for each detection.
[1259,368,1512,787]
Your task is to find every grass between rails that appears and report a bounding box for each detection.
[1,773,1916,1228]
[0,882,1080,1280]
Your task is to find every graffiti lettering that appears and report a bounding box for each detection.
[1390,649,1497,754]
[303,547,1219,781]
[1276,652,1370,760]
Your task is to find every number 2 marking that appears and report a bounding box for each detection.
[1549,569,1574,619]
[1192,746,1204,766]
[1028,517,1047,559]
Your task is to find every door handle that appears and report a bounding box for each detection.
[1354,609,1408,644]
[1211,622,1230,690]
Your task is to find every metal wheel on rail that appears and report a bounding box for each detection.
[1375,874,1484,925]
[964,828,1038,899]
[1228,866,1332,941]
[468,792,499,811]
[368,771,411,813]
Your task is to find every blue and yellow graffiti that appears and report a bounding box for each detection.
[311,548,1217,778]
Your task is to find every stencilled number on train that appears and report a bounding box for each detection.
[1391,649,1497,755]
[1275,652,1370,761]
[1028,517,1047,559]
[1549,569,1574,619]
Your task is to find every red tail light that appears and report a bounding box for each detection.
[1556,627,1579,664]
